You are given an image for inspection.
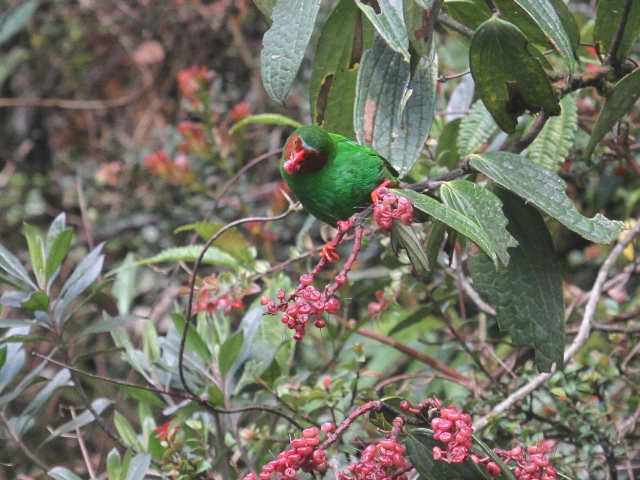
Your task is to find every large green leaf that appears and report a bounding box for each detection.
[355,0,410,62]
[403,0,437,61]
[309,0,373,138]
[440,180,517,265]
[468,189,564,372]
[469,17,560,133]
[444,0,491,36]
[457,99,498,157]
[394,189,498,265]
[219,330,245,376]
[594,0,640,60]
[507,0,577,70]
[469,151,624,243]
[526,94,578,172]
[355,36,437,176]
[584,67,640,159]
[406,428,487,480]
[260,0,322,102]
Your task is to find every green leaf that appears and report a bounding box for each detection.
[390,220,430,281]
[546,0,581,52]
[425,220,447,268]
[394,189,498,264]
[309,0,373,137]
[106,448,122,480]
[175,223,254,264]
[403,0,437,61]
[457,99,498,157]
[355,0,410,62]
[508,0,577,70]
[406,428,487,479]
[0,242,36,290]
[584,67,640,159]
[54,243,105,324]
[124,453,151,480]
[445,0,491,38]
[20,291,50,312]
[112,254,137,316]
[76,314,137,339]
[254,0,276,19]
[219,330,245,376]
[142,319,161,363]
[526,94,577,172]
[47,467,84,480]
[228,113,302,135]
[0,0,38,46]
[436,118,461,169]
[44,398,113,441]
[468,189,565,372]
[23,223,45,288]
[114,411,140,448]
[469,151,625,243]
[469,17,560,133]
[23,369,71,416]
[109,245,238,275]
[171,313,211,364]
[44,229,73,283]
[594,0,640,61]
[120,385,165,408]
[0,346,6,369]
[260,0,322,102]
[440,180,518,265]
[355,36,437,176]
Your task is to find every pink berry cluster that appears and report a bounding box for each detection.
[430,405,474,464]
[242,426,330,480]
[261,277,341,341]
[338,437,408,480]
[494,440,558,480]
[372,186,413,231]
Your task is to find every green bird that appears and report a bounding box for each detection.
[280,125,399,227]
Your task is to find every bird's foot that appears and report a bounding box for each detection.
[321,243,340,263]
[371,179,393,204]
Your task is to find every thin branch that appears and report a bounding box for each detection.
[604,0,633,65]
[506,110,550,154]
[473,217,640,431]
[436,12,474,39]
[1,410,50,473]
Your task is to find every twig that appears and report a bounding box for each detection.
[506,110,550,154]
[70,407,98,480]
[473,217,640,431]
[604,0,633,65]
[1,410,50,473]
[436,12,474,39]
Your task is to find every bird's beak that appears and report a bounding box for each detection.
[283,149,305,174]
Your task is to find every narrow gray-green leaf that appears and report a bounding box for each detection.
[44,398,112,441]
[390,220,430,280]
[44,228,73,282]
[124,453,152,480]
[219,330,245,376]
[23,223,45,288]
[260,0,322,102]
[469,151,624,243]
[584,67,640,159]
[23,369,71,416]
[0,244,35,290]
[0,0,38,46]
[511,0,576,70]
[394,189,498,264]
[526,94,577,172]
[440,180,517,265]
[457,99,498,157]
[468,189,564,372]
[355,0,410,62]
[108,245,238,276]
[228,113,302,135]
[47,467,83,480]
[355,36,437,176]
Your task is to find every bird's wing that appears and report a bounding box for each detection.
[329,134,400,178]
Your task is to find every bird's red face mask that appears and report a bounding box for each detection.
[283,134,328,174]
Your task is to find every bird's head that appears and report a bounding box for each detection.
[283,125,335,175]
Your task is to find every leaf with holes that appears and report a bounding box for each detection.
[355,0,410,61]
